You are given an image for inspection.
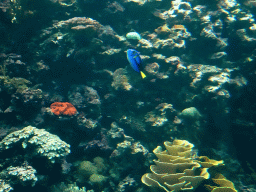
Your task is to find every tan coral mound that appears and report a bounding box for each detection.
[142,140,210,191]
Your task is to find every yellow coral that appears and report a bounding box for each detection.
[142,139,237,192]
[142,140,209,192]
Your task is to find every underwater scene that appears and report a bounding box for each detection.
[0,0,256,191]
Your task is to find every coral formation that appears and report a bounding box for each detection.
[145,103,176,127]
[75,156,109,190]
[142,139,210,192]
[50,102,77,116]
[51,182,88,192]
[205,173,237,192]
[6,165,37,187]
[89,173,107,186]
[0,126,70,163]
[126,32,141,40]
[0,179,13,192]
[141,139,238,192]
[111,68,132,91]
[179,107,202,120]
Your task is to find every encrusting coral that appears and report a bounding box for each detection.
[50,102,77,116]
[141,139,236,192]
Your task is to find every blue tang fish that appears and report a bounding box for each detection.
[126,49,146,79]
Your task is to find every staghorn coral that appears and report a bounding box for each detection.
[142,140,212,192]
[50,102,77,116]
[0,126,70,163]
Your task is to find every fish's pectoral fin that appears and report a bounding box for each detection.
[140,71,146,79]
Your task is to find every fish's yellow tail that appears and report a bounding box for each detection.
[140,71,146,79]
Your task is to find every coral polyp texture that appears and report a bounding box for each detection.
[141,139,235,192]
[0,126,70,163]
[50,102,77,116]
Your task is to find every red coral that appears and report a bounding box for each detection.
[50,102,77,116]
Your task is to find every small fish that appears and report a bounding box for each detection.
[126,49,146,79]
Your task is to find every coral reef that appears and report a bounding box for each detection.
[0,0,256,191]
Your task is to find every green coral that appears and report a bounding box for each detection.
[78,161,98,178]
[0,126,70,163]
[0,76,31,94]
[92,157,107,173]
[179,107,202,120]
[126,32,141,40]
[89,173,107,185]
[76,157,108,186]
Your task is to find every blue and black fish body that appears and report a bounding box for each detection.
[126,49,146,78]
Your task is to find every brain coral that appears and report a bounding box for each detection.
[50,102,77,116]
